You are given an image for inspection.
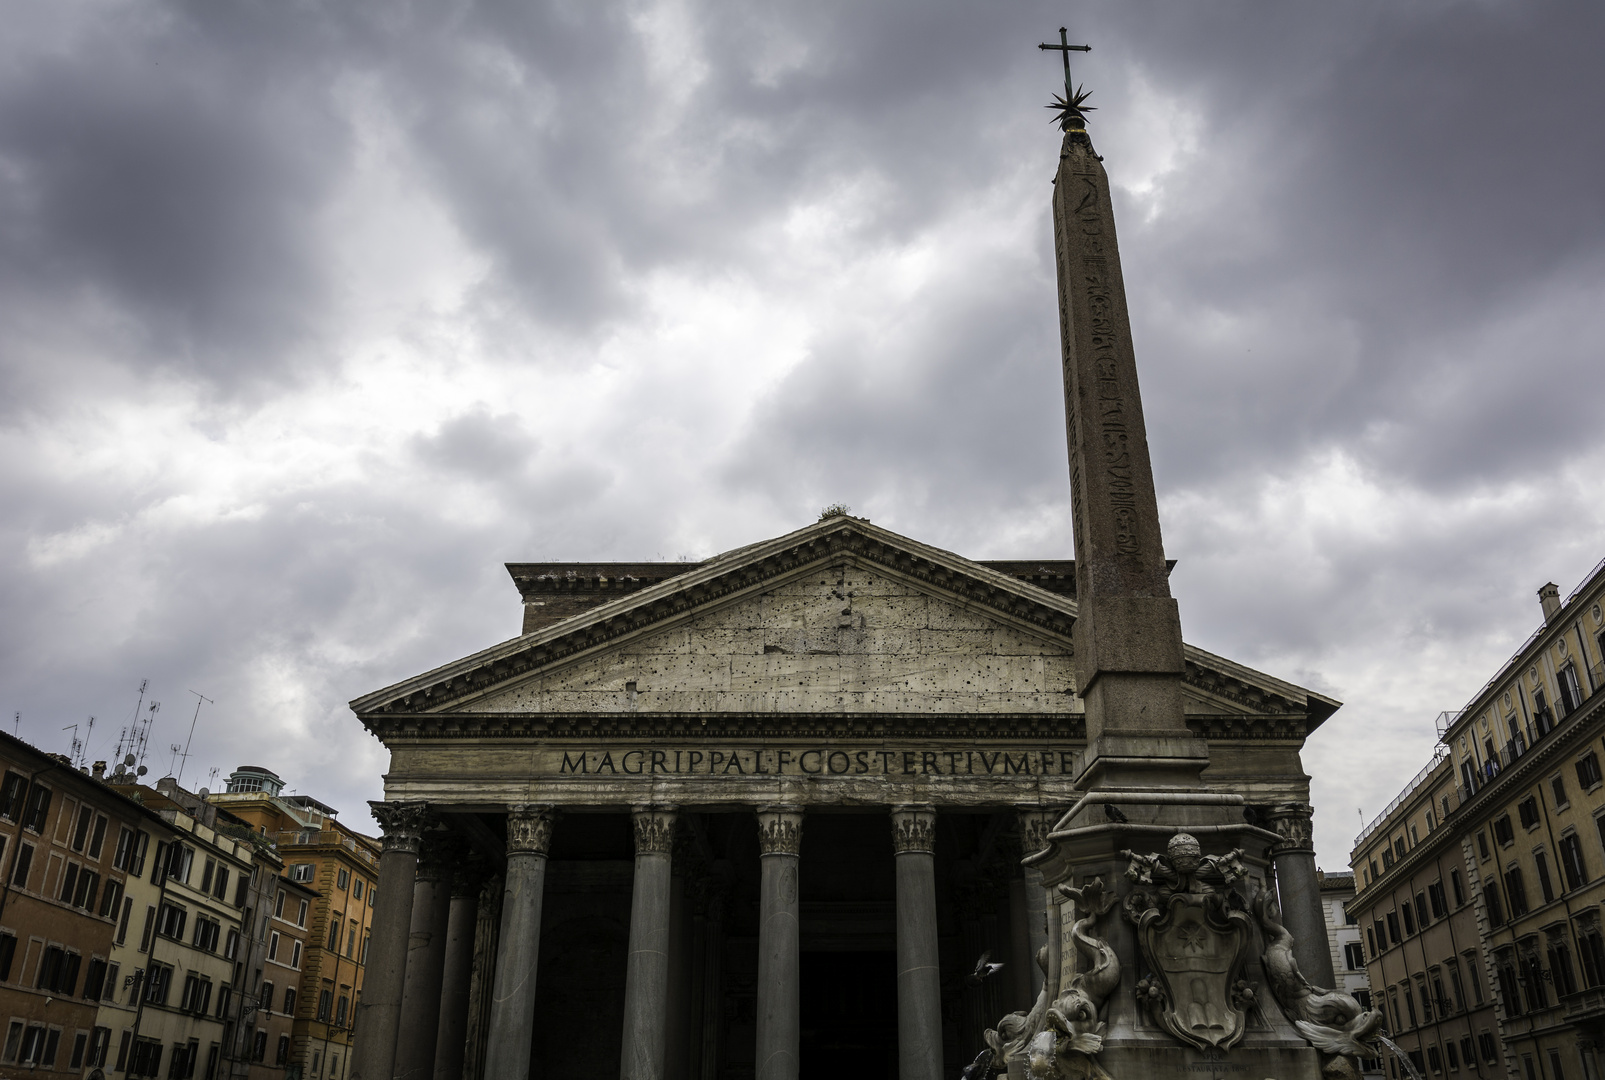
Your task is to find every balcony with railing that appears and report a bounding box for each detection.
[273,829,379,868]
[1355,748,1449,852]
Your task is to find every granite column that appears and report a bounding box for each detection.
[755,808,802,1080]
[351,801,429,1080]
[433,858,483,1080]
[1267,802,1335,987]
[396,838,452,1079]
[482,805,555,1080]
[892,806,942,1080]
[621,807,678,1080]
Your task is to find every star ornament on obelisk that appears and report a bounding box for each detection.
[1038,29,1208,795]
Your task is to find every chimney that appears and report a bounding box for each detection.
[91,761,106,780]
[1539,582,1562,623]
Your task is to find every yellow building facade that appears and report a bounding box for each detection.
[1353,557,1605,1080]
[209,767,379,1080]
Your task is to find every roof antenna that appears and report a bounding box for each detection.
[176,690,212,786]
[63,723,80,764]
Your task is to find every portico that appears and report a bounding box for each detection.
[345,518,1338,1080]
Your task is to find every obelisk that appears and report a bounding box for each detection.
[1013,57,1329,1080]
[1050,90,1205,795]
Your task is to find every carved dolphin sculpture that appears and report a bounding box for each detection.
[1253,887,1385,1063]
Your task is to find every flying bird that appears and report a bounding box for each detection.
[1103,803,1129,823]
[960,1048,995,1080]
[966,951,1006,988]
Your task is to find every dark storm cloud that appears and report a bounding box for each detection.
[1,0,1602,865]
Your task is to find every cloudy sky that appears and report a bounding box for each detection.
[2,0,1602,868]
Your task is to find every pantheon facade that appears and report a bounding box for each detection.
[345,515,1338,1080]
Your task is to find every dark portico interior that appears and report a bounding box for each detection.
[514,809,1035,1080]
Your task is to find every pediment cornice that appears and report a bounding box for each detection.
[351,517,1079,718]
[350,517,1342,735]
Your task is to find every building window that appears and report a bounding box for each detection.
[1560,666,1583,715]
[23,785,52,832]
[144,963,172,1005]
[1450,869,1465,907]
[1402,903,1417,936]
[1445,1041,1459,1070]
[1477,1032,1497,1063]
[297,899,309,926]
[10,843,33,887]
[1426,1045,1442,1074]
[1446,961,1467,1012]
[292,940,303,969]
[1579,752,1604,789]
[261,981,274,1014]
[289,863,315,883]
[1536,849,1557,903]
[1477,831,1491,860]
[353,878,364,900]
[277,1035,290,1066]
[268,931,280,962]
[1386,911,1402,944]
[1485,881,1506,926]
[1548,936,1579,997]
[284,986,297,1014]
[1554,774,1571,807]
[1519,797,1541,830]
[337,868,350,891]
[157,902,187,940]
[193,916,221,953]
[335,993,349,1027]
[1505,866,1530,917]
[0,772,25,820]
[274,890,286,919]
[1344,942,1365,970]
[317,989,332,1021]
[328,913,343,952]
[1561,832,1590,890]
[1428,881,1447,918]
[1578,920,1605,987]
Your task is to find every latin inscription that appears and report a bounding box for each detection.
[555,747,1078,777]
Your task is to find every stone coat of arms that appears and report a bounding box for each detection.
[1121,834,1255,1052]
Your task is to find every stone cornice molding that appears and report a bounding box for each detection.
[756,807,803,856]
[891,805,937,854]
[631,806,678,855]
[370,801,431,855]
[505,804,557,856]
[361,711,1310,744]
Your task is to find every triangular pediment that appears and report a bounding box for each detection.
[350,517,1338,736]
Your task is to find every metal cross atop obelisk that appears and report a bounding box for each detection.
[1037,26,1089,99]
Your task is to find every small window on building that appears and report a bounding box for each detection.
[1493,815,1515,845]
[1344,942,1365,969]
[337,868,350,891]
[1579,752,1604,790]
[1553,775,1570,808]
[1518,797,1541,830]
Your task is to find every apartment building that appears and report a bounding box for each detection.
[1319,870,1384,1080]
[1352,557,1605,1080]
[0,734,149,1075]
[208,766,379,1080]
[101,779,261,1080]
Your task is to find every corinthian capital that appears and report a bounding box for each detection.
[369,801,431,855]
[756,807,803,856]
[632,806,679,855]
[1017,809,1058,856]
[505,805,556,856]
[891,805,936,855]
[1265,802,1315,855]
